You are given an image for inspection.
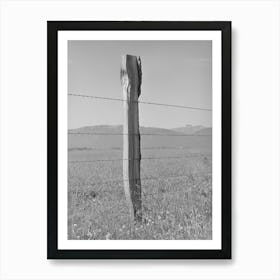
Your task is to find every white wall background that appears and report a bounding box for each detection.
[0,0,279,279]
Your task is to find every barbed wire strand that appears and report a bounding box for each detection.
[68,154,210,163]
[68,93,212,112]
[68,148,212,151]
[68,172,212,188]
[68,132,211,137]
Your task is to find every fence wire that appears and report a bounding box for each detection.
[68,172,212,188]
[68,132,211,136]
[68,92,212,192]
[68,93,212,111]
[68,154,210,163]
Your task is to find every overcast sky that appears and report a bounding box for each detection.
[68,40,212,129]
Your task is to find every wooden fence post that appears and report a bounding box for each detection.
[120,54,142,224]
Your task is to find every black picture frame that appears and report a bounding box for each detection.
[47,21,231,259]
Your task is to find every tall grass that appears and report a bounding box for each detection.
[68,149,212,240]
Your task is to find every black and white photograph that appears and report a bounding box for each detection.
[48,21,231,259]
[68,39,213,240]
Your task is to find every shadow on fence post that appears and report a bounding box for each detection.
[120,54,142,224]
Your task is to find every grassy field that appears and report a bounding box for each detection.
[68,148,212,240]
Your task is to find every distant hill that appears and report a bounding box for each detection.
[68,125,212,152]
[194,127,212,135]
[171,125,209,135]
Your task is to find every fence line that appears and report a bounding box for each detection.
[68,154,209,163]
[68,147,212,151]
[68,132,211,137]
[68,93,212,112]
[68,92,212,204]
[68,172,212,188]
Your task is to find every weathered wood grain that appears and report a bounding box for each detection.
[120,55,142,223]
